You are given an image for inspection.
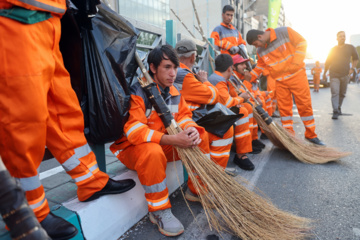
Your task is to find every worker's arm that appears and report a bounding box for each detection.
[288,27,307,66]
[250,55,265,83]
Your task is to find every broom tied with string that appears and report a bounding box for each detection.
[231,73,351,164]
[134,51,312,239]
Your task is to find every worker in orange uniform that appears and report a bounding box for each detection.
[110,45,211,237]
[230,55,269,148]
[174,39,234,182]
[246,28,325,145]
[0,1,136,239]
[208,54,256,171]
[211,5,247,56]
[311,61,322,92]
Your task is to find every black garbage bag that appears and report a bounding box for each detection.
[60,3,139,144]
[192,103,243,138]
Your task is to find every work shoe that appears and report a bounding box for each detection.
[249,147,262,154]
[82,178,136,202]
[185,188,201,202]
[260,133,268,140]
[233,154,255,171]
[149,208,184,236]
[40,212,78,240]
[332,112,339,119]
[252,139,265,149]
[306,137,326,146]
[338,108,342,115]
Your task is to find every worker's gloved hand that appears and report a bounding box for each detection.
[229,46,240,54]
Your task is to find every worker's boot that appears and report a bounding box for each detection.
[149,208,184,236]
[252,139,265,149]
[40,212,78,240]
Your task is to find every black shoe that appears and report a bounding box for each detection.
[83,178,136,202]
[252,139,265,149]
[40,212,78,240]
[260,133,268,140]
[332,112,339,119]
[306,137,326,146]
[233,155,255,171]
[249,146,262,154]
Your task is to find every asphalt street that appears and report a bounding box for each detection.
[120,83,360,240]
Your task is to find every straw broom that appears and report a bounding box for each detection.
[232,73,351,164]
[135,52,312,239]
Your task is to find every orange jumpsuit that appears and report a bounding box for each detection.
[110,82,210,212]
[250,27,317,139]
[175,63,233,169]
[211,22,247,56]
[0,1,108,221]
[208,72,252,154]
[311,66,322,91]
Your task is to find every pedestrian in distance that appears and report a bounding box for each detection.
[311,61,322,92]
[323,31,359,119]
[246,27,325,146]
[0,1,136,239]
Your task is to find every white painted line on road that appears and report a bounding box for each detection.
[40,166,64,180]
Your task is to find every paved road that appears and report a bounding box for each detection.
[120,83,360,240]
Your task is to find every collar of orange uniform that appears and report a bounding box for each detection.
[264,28,277,48]
[214,70,226,79]
[221,22,235,30]
[179,62,193,73]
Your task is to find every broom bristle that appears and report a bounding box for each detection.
[167,125,312,240]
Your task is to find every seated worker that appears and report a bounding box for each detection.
[174,38,234,178]
[208,54,256,171]
[110,45,211,237]
[230,55,272,143]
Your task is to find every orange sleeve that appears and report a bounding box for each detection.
[288,27,307,65]
[215,81,243,107]
[181,73,219,105]
[211,30,238,51]
[124,95,164,145]
[176,96,204,133]
[250,54,266,83]
[237,30,247,46]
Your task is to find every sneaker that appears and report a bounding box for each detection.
[252,139,265,149]
[185,188,201,202]
[233,154,255,171]
[260,133,268,140]
[332,112,339,119]
[250,147,262,154]
[149,209,184,237]
[306,137,326,146]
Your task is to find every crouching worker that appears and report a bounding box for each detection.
[110,45,210,237]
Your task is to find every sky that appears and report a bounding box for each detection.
[282,0,360,62]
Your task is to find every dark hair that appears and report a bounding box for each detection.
[246,29,264,45]
[222,5,234,13]
[337,31,345,37]
[147,45,179,76]
[215,54,233,72]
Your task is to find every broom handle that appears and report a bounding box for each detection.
[170,8,196,38]
[193,25,220,56]
[228,78,242,96]
[231,73,261,106]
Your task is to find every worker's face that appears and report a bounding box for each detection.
[315,62,320,67]
[251,34,267,48]
[234,62,247,75]
[150,56,177,89]
[337,32,346,45]
[222,11,234,25]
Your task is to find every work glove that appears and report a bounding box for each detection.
[229,46,240,54]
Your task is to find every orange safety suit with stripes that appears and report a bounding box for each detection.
[250,27,317,139]
[175,63,233,169]
[208,71,252,154]
[211,22,247,56]
[0,0,108,221]
[110,82,210,212]
[311,66,322,91]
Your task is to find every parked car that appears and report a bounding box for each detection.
[305,62,329,88]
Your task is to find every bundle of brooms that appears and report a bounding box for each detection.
[231,73,351,164]
[135,53,311,239]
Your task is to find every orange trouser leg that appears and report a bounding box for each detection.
[276,72,317,139]
[208,127,234,169]
[0,16,54,221]
[45,17,108,201]
[242,103,258,140]
[233,107,252,154]
[314,76,320,91]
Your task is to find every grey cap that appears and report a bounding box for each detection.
[175,39,197,54]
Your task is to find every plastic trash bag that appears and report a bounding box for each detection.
[192,103,243,138]
[60,3,138,144]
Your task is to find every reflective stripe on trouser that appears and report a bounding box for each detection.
[208,127,234,169]
[44,16,108,201]
[117,132,210,212]
[276,70,317,139]
[234,107,252,154]
[0,16,64,221]
[242,103,258,140]
[265,96,273,116]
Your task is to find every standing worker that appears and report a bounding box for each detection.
[246,27,325,146]
[0,1,136,239]
[311,61,322,92]
[323,31,359,119]
[211,5,247,56]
